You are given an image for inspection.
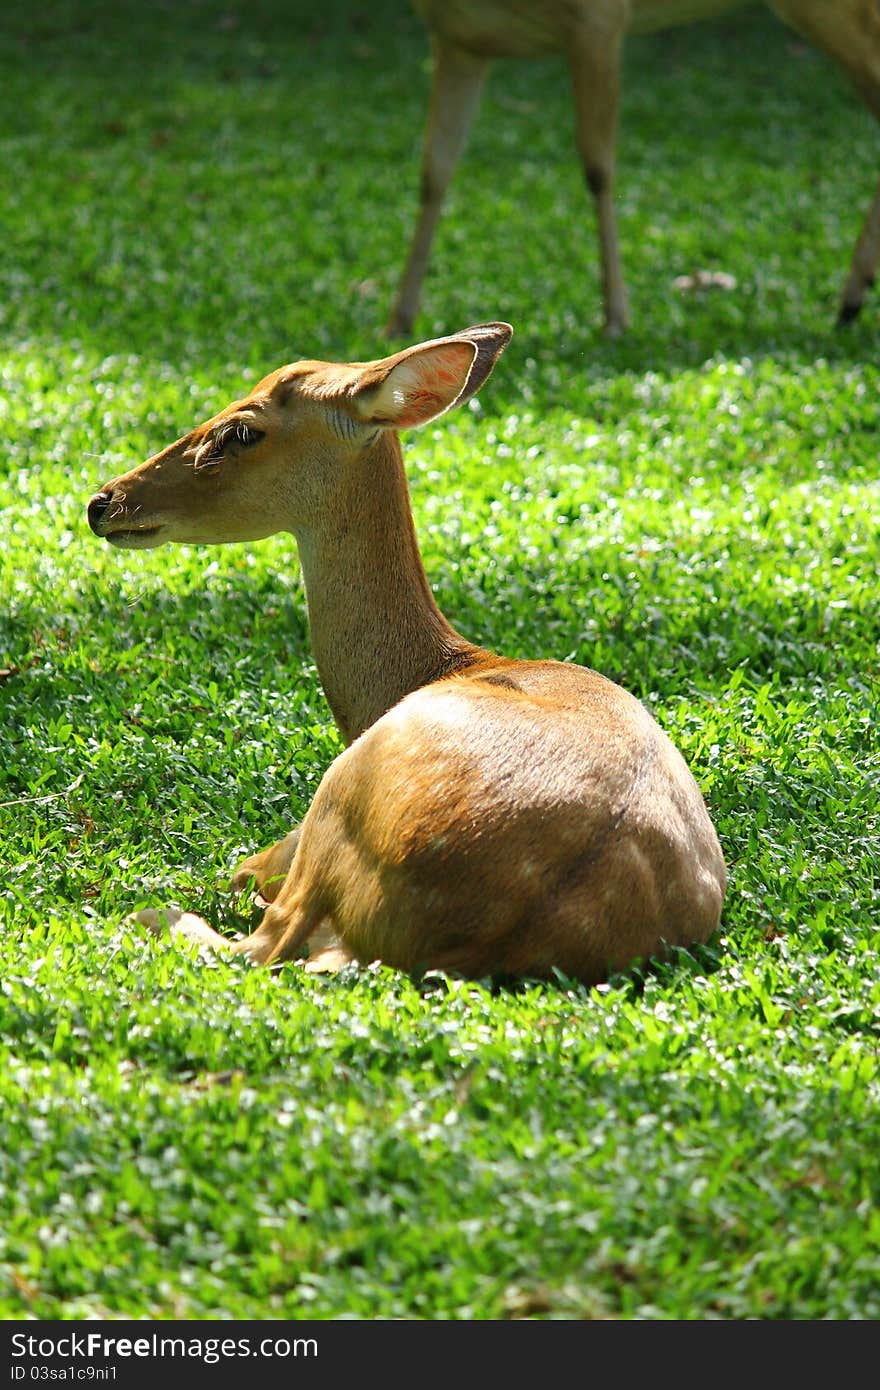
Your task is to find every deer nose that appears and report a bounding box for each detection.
[87,490,114,534]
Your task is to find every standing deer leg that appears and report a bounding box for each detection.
[838,171,880,324]
[567,23,628,335]
[768,0,880,324]
[835,45,880,324]
[385,39,488,337]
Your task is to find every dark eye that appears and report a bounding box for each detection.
[193,421,264,471]
[230,422,264,449]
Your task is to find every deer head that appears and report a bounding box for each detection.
[87,322,513,548]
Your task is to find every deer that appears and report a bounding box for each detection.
[386,0,880,336]
[86,321,726,984]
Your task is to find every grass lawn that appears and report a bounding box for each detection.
[1,0,878,1320]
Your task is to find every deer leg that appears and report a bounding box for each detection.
[300,918,358,974]
[231,825,355,967]
[568,24,628,335]
[231,825,301,902]
[133,828,305,952]
[133,893,353,971]
[136,825,355,971]
[839,175,880,324]
[135,906,237,954]
[229,873,356,970]
[768,0,880,324]
[385,39,488,337]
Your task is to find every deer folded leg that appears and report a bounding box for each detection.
[301,918,358,974]
[134,906,238,953]
[231,826,302,901]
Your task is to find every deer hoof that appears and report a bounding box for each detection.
[837,300,862,327]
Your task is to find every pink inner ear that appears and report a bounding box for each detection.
[394,387,447,429]
[393,341,476,428]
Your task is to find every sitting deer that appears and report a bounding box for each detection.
[387,0,880,335]
[87,322,726,983]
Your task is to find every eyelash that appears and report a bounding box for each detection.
[193,421,264,471]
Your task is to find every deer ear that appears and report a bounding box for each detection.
[353,322,512,431]
[449,322,513,407]
[354,340,476,430]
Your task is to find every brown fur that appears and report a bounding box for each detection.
[88,322,726,984]
[387,0,880,335]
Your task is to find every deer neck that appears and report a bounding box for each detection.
[294,431,476,744]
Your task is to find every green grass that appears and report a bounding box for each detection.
[1,0,879,1320]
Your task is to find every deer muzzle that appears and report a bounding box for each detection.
[87,488,165,547]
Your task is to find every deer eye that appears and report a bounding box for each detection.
[193,421,265,471]
[229,422,264,449]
